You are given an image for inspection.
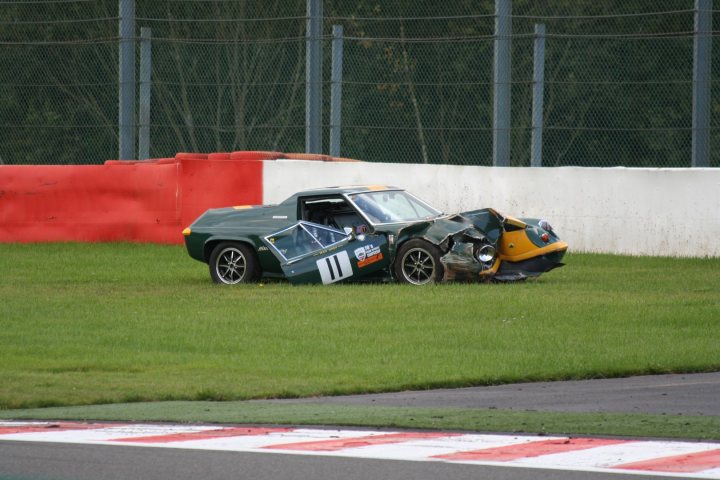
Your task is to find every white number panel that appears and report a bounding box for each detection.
[316,251,353,284]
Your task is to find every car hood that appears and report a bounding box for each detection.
[396,208,506,246]
[191,204,285,229]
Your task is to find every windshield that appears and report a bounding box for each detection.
[348,190,441,224]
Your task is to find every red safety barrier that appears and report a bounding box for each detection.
[284,153,360,162]
[0,157,263,245]
[0,163,181,244]
[104,158,177,166]
[175,152,208,161]
[285,153,333,162]
[0,151,360,244]
[179,158,263,232]
[327,156,362,163]
[230,151,285,161]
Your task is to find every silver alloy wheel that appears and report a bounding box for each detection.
[400,247,436,285]
[214,247,247,284]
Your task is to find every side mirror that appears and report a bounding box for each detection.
[343,227,365,242]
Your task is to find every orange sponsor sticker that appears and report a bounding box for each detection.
[358,252,384,268]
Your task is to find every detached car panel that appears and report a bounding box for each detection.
[183,186,568,285]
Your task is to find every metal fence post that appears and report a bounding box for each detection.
[139,27,152,160]
[118,0,135,160]
[305,0,323,154]
[493,0,512,167]
[692,0,712,168]
[531,24,546,167]
[329,25,344,158]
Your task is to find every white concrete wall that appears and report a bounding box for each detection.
[264,160,720,257]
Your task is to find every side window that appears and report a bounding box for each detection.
[265,222,348,262]
[266,225,321,260]
[300,197,368,232]
[306,224,344,246]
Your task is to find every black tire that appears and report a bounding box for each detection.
[394,239,444,285]
[208,242,260,284]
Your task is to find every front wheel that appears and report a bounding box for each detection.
[394,239,444,285]
[208,242,260,284]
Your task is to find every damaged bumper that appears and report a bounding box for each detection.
[493,249,567,282]
[439,230,499,281]
[440,239,567,282]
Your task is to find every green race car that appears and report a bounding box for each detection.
[183,186,568,285]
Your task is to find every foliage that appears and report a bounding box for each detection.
[0,0,717,166]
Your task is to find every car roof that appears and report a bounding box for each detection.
[294,185,402,197]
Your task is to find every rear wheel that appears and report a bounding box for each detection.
[394,239,444,285]
[208,242,259,284]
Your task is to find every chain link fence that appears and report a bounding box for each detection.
[0,0,718,167]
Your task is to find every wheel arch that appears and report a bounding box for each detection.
[206,239,263,284]
[392,237,445,284]
[203,237,258,264]
[391,234,444,269]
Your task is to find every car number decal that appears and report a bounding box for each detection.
[316,251,352,284]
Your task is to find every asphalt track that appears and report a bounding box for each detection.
[0,441,663,480]
[263,372,720,416]
[1,373,718,480]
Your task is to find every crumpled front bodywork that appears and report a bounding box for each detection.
[396,208,506,281]
[396,209,503,246]
[439,238,485,281]
[394,207,567,282]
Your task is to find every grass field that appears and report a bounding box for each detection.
[1,243,719,438]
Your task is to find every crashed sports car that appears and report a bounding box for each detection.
[182,186,568,285]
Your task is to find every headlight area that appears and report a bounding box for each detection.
[538,219,554,233]
[522,219,561,246]
[438,232,500,281]
[445,231,498,271]
[474,243,497,268]
[538,220,552,243]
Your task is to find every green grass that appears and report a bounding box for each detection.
[1,243,719,438]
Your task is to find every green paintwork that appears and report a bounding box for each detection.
[183,186,568,284]
[261,227,391,285]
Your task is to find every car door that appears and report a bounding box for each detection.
[261,221,390,285]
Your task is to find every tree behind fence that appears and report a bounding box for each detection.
[0,0,717,167]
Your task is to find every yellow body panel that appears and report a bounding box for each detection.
[508,241,569,262]
[498,230,537,260]
[503,215,527,229]
[499,229,569,262]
